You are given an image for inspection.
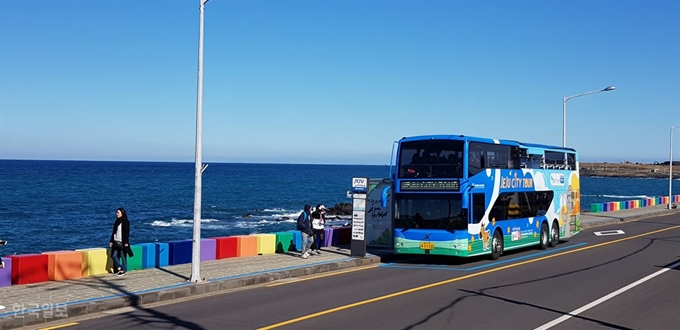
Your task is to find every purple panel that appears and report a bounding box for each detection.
[324,228,334,247]
[200,239,216,261]
[0,258,11,287]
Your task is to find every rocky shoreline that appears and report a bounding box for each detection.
[580,162,679,179]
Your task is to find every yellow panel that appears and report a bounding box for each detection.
[251,234,276,255]
[75,248,109,276]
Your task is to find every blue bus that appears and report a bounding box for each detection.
[389,134,580,259]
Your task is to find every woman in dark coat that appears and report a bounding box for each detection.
[109,207,130,276]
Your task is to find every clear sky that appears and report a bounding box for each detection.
[1,0,678,165]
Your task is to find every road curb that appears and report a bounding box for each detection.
[0,255,381,329]
[581,209,677,229]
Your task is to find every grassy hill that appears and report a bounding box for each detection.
[580,162,679,179]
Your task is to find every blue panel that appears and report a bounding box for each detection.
[167,240,192,265]
[135,243,156,269]
[154,242,169,268]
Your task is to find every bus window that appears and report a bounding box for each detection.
[544,151,564,168]
[566,153,576,169]
[394,194,466,231]
[492,191,555,220]
[526,154,543,169]
[398,140,464,178]
[535,191,555,216]
[468,142,515,176]
[508,193,521,219]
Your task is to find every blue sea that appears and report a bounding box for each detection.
[1,160,678,255]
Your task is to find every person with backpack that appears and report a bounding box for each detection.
[297,204,314,259]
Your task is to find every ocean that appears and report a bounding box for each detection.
[1,160,678,255]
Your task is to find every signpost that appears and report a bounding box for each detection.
[350,177,368,257]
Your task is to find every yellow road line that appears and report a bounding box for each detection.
[266,264,379,287]
[39,322,79,330]
[258,224,680,329]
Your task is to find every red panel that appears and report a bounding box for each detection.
[214,236,238,259]
[7,254,49,285]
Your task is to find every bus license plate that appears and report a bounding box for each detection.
[420,242,434,250]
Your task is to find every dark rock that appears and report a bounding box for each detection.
[326,203,352,216]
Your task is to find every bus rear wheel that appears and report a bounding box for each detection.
[549,221,559,247]
[539,222,549,250]
[491,230,503,260]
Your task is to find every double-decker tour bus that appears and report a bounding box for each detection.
[390,134,580,259]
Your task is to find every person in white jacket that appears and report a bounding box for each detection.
[0,239,6,268]
[310,204,326,255]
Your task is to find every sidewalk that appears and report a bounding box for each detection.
[580,204,676,228]
[0,205,676,329]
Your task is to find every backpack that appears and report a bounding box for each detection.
[297,211,308,231]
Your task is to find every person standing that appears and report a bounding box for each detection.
[0,238,6,269]
[297,204,314,259]
[109,207,130,276]
[310,204,326,255]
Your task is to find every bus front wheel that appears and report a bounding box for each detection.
[539,222,549,250]
[491,230,503,260]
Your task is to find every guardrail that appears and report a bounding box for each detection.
[589,195,680,212]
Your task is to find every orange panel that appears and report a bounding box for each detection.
[43,251,83,281]
[234,235,258,257]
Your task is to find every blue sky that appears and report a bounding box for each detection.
[1,0,678,165]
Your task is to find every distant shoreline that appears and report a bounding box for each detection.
[580,162,679,179]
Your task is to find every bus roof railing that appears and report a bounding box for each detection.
[398,135,576,153]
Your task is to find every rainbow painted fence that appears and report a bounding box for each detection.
[0,226,353,288]
[589,195,680,213]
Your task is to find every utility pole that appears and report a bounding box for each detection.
[191,0,209,283]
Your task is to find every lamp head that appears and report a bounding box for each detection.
[603,86,616,91]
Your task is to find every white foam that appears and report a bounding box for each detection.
[581,194,653,199]
[261,208,287,212]
[150,218,219,227]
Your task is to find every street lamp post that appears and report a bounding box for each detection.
[669,125,679,209]
[191,0,210,283]
[562,86,616,149]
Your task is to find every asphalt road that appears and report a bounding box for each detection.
[43,213,680,330]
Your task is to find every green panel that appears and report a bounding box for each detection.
[126,245,144,271]
[590,203,602,213]
[274,232,294,253]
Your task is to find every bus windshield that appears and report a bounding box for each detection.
[394,194,467,232]
[398,140,465,178]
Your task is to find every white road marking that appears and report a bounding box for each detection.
[102,306,137,315]
[535,260,680,330]
[593,230,625,236]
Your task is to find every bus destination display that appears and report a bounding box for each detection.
[400,180,460,191]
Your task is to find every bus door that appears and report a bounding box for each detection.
[470,193,485,226]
